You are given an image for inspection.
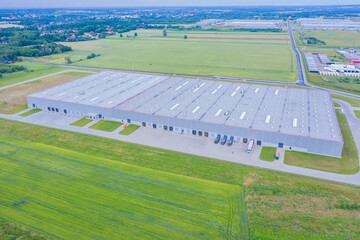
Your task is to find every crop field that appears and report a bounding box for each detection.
[122,29,291,44]
[285,109,359,174]
[0,71,92,114]
[296,30,360,48]
[0,24,23,28]
[0,118,360,239]
[32,33,297,82]
[0,136,248,240]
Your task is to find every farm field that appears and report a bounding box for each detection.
[1,118,360,239]
[122,29,292,44]
[295,30,360,48]
[31,33,298,82]
[285,109,359,174]
[0,136,247,240]
[0,71,92,114]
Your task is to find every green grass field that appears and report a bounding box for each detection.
[31,35,298,82]
[333,102,341,107]
[0,136,248,240]
[355,110,360,119]
[70,117,93,127]
[259,147,276,162]
[123,29,291,44]
[89,120,123,132]
[119,124,140,135]
[285,109,359,174]
[296,30,360,48]
[331,94,360,107]
[0,62,98,88]
[19,108,42,117]
[0,118,360,239]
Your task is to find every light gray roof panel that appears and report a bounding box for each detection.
[29,71,342,142]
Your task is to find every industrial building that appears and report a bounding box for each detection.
[297,18,360,30]
[27,71,343,157]
[304,53,319,72]
[196,19,284,29]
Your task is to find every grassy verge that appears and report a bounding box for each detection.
[19,108,42,117]
[355,110,360,119]
[0,136,247,239]
[119,124,140,135]
[259,147,276,162]
[285,109,358,174]
[0,217,48,240]
[331,94,360,108]
[333,102,341,107]
[70,117,93,127]
[0,118,359,239]
[89,120,123,132]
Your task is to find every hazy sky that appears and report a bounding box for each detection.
[1,0,359,9]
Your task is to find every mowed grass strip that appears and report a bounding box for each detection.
[119,124,140,135]
[89,120,123,132]
[19,108,42,117]
[0,137,248,240]
[285,109,359,174]
[259,147,276,162]
[0,119,360,239]
[355,110,360,119]
[70,117,93,127]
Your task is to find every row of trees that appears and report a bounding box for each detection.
[0,43,71,61]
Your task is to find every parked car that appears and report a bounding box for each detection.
[221,135,228,145]
[228,136,234,146]
[214,134,221,144]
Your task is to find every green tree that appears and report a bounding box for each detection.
[0,73,2,78]
[120,33,123,38]
[65,57,72,64]
[54,47,62,54]
[134,32,138,38]
[163,29,167,37]
[184,35,187,39]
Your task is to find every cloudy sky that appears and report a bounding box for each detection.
[1,0,359,8]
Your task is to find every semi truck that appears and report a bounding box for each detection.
[247,139,254,153]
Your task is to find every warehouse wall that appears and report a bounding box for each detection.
[27,96,343,158]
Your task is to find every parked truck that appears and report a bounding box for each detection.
[247,139,254,153]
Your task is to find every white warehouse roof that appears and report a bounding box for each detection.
[28,71,342,143]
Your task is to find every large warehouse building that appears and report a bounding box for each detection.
[27,71,343,157]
